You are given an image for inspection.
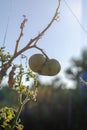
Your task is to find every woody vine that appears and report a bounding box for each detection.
[0,0,61,129]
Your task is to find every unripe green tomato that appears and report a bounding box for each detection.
[29,53,46,72]
[39,59,61,76]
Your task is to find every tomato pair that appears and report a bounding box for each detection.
[29,54,61,76]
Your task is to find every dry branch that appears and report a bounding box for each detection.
[0,0,60,83]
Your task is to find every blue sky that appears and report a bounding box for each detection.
[0,0,87,86]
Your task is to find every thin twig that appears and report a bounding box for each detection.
[7,0,60,62]
[11,0,60,60]
[34,45,49,59]
[14,16,28,55]
[12,0,60,60]
[27,0,60,46]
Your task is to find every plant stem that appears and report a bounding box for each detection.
[10,94,24,130]
[10,94,29,130]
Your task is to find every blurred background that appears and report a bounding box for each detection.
[0,0,87,130]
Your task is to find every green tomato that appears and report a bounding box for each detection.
[29,53,46,72]
[39,59,61,76]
